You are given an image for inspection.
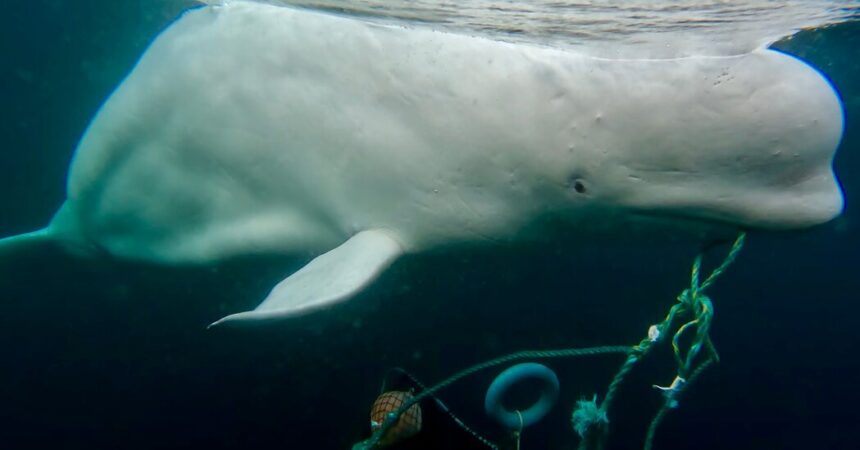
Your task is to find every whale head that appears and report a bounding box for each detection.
[544,50,844,232]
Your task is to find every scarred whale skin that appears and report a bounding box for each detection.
[1,1,844,323]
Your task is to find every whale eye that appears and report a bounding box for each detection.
[566,174,589,196]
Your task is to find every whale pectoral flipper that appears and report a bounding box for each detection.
[209,229,403,328]
[0,230,51,257]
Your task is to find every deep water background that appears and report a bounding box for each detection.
[0,2,858,450]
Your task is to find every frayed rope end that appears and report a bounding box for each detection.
[571,394,608,437]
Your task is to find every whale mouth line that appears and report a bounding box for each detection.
[629,209,742,232]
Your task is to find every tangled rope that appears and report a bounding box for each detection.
[575,232,746,450]
[353,232,747,450]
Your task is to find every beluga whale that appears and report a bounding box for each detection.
[0,1,844,327]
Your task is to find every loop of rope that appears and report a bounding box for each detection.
[639,234,744,450]
[577,232,745,450]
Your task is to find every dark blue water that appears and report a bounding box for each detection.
[0,2,858,450]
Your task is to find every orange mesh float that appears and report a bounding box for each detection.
[369,391,422,446]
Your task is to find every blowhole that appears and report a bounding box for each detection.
[573,179,587,194]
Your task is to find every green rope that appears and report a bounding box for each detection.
[353,232,746,450]
[353,345,630,450]
[576,232,746,450]
[643,357,715,450]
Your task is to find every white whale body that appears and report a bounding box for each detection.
[0,2,844,326]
